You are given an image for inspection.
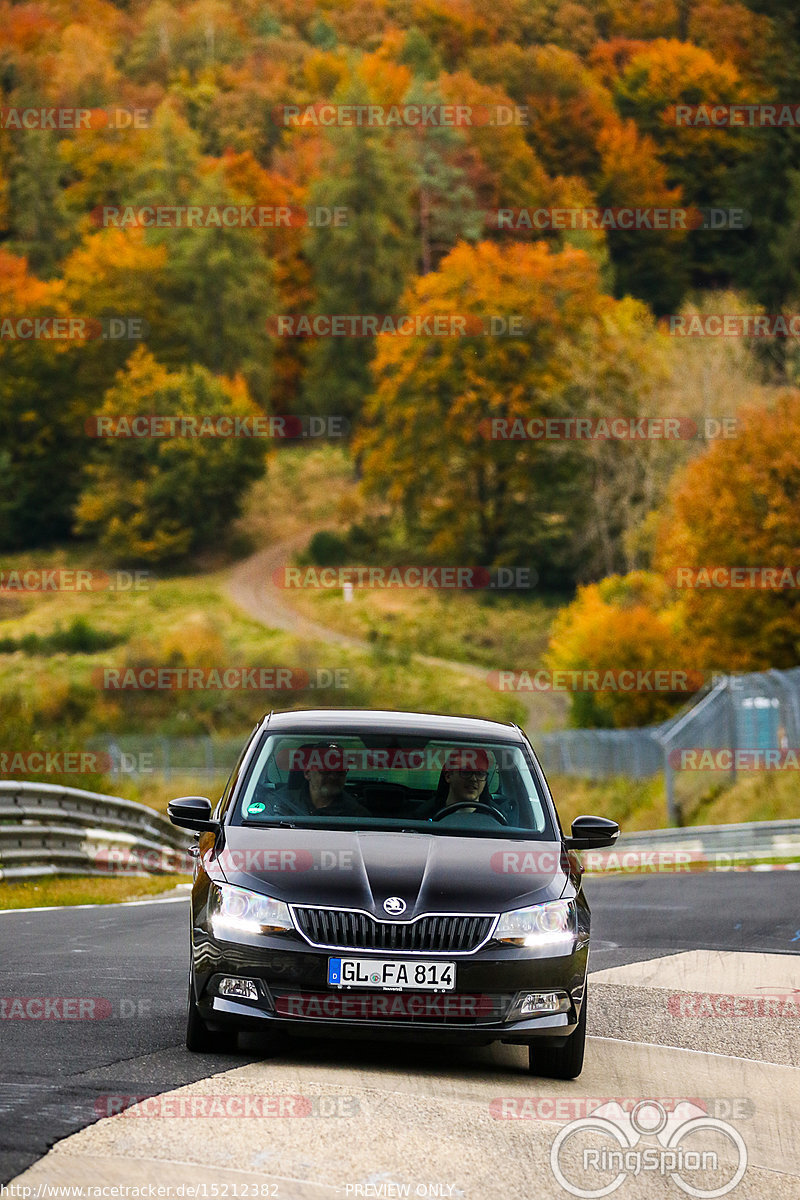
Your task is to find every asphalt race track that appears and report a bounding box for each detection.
[1,870,798,1197]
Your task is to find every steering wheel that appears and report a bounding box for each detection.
[430,801,509,825]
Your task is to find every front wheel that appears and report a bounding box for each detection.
[186,973,238,1053]
[528,989,587,1080]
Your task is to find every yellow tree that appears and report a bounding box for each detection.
[545,572,691,727]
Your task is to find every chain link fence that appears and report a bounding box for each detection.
[85,735,245,783]
[537,666,800,823]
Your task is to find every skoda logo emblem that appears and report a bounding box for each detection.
[383,896,407,915]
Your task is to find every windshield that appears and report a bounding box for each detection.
[231,731,556,839]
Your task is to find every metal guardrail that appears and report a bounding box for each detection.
[0,782,193,882]
[2,779,796,885]
[582,818,800,872]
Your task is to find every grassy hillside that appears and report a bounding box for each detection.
[0,447,529,810]
[1,447,795,830]
[551,769,800,833]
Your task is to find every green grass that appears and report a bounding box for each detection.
[2,446,795,832]
[0,874,192,909]
[285,583,564,673]
[0,453,527,805]
[0,534,524,740]
[548,766,800,833]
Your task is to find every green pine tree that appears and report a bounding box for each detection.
[302,83,417,423]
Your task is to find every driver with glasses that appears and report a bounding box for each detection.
[441,747,491,810]
[421,747,497,822]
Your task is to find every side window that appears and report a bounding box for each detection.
[214,726,263,821]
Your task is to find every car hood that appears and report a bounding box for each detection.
[212,826,568,915]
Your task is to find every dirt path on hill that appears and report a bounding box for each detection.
[226,536,558,732]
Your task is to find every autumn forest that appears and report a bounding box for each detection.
[2,0,800,727]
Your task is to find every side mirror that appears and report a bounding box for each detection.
[168,796,220,833]
[564,814,620,850]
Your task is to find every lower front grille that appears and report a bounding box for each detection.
[292,907,495,954]
[271,989,510,1024]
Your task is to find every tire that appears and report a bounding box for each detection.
[528,990,587,1080]
[185,974,238,1053]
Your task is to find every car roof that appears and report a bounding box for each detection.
[258,709,526,743]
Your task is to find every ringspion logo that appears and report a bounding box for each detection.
[550,1100,747,1198]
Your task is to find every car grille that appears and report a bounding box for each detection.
[291,908,495,954]
[271,989,511,1024]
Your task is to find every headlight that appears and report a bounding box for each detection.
[494,899,576,949]
[209,882,294,937]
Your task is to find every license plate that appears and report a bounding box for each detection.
[328,957,456,991]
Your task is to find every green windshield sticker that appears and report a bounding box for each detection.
[247,801,266,814]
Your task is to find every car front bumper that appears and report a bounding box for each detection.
[191,928,589,1046]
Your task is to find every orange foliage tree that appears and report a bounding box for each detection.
[355,240,664,582]
[654,391,800,673]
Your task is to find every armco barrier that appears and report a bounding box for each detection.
[2,780,797,883]
[0,781,192,881]
[582,818,800,872]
